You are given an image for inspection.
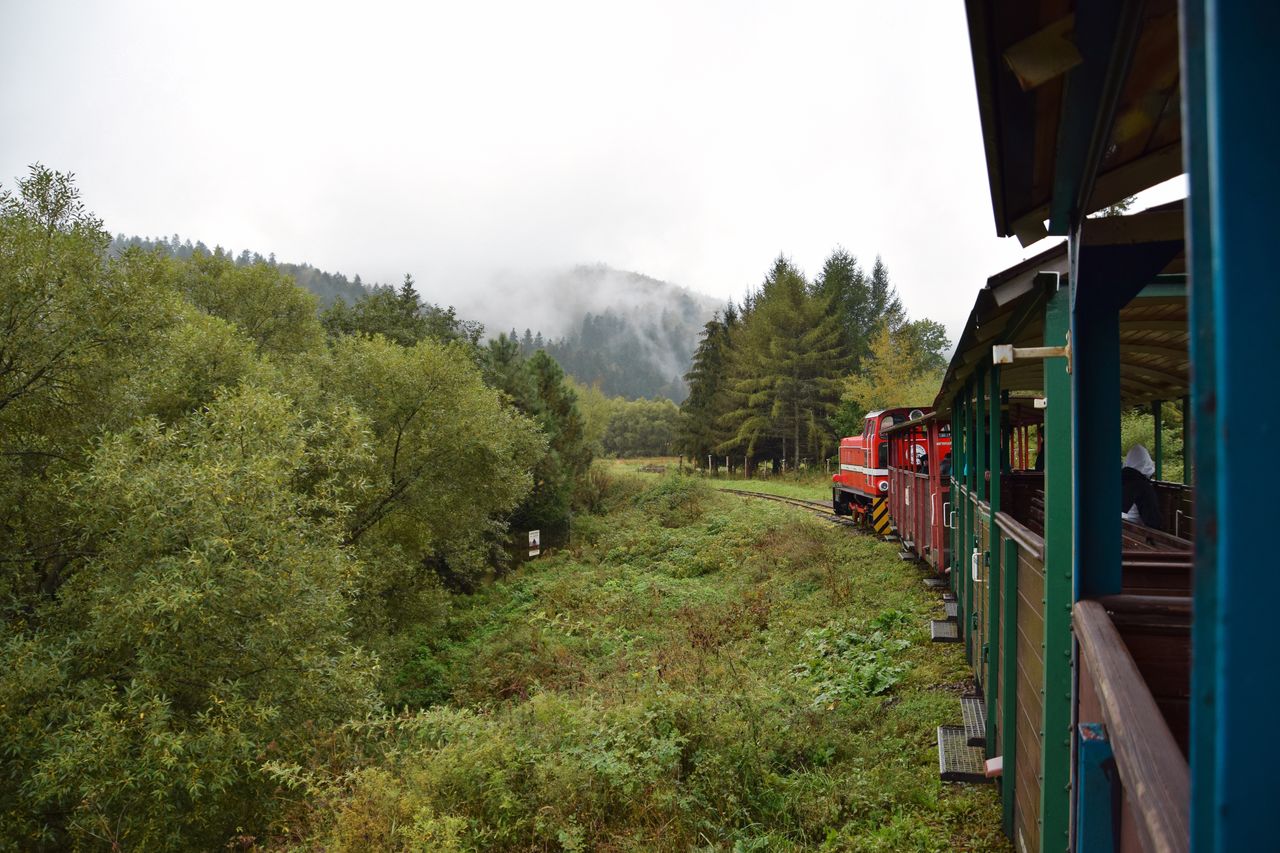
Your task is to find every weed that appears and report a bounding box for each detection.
[273,484,1009,851]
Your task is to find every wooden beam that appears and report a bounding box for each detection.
[1074,600,1190,853]
[1048,0,1145,234]
[1082,210,1185,246]
[1120,362,1187,389]
[1088,141,1184,216]
[1002,14,1083,91]
[1119,343,1189,361]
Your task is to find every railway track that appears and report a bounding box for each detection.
[719,488,862,529]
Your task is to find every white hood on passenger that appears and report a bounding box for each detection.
[1124,444,1156,478]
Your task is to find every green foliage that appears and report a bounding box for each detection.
[679,305,738,466]
[601,397,681,457]
[271,478,1007,851]
[634,473,711,527]
[719,256,849,467]
[791,622,911,706]
[326,334,543,595]
[0,168,559,849]
[815,249,905,374]
[682,250,949,471]
[322,274,482,348]
[843,323,947,415]
[2,385,380,849]
[174,250,325,357]
[482,337,593,531]
[1120,403,1185,482]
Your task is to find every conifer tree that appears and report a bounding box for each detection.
[719,257,849,470]
[679,304,737,467]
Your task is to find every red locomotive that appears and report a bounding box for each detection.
[831,407,949,523]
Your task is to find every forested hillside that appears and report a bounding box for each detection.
[111,233,372,306]
[114,238,715,401]
[679,250,950,472]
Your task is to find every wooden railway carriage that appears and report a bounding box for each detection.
[895,1,1279,850]
[883,412,952,574]
[832,407,948,532]
[927,239,1192,853]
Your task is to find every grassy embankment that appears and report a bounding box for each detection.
[608,457,834,502]
[283,470,1007,851]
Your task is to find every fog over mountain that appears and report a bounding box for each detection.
[481,265,720,401]
[111,236,716,401]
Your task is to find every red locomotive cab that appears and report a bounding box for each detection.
[832,407,933,517]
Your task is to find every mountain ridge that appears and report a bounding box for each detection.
[110,235,716,401]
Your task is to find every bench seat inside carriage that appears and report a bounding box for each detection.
[993,469,1194,753]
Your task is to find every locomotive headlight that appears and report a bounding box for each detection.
[879,481,889,492]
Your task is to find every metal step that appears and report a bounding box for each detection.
[937,725,991,783]
[942,591,957,602]
[944,600,959,619]
[962,693,986,747]
[899,550,918,561]
[924,577,947,589]
[930,619,961,642]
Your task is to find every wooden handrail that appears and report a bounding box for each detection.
[993,511,1045,561]
[1095,594,1192,617]
[1074,600,1190,853]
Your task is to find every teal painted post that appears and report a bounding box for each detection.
[986,366,1002,750]
[1182,2,1280,848]
[1074,723,1118,853]
[962,384,967,630]
[976,369,988,503]
[1180,395,1191,485]
[1001,536,1019,836]
[1072,298,1122,599]
[972,368,986,667]
[1041,281,1074,853]
[967,374,981,663]
[1152,400,1164,480]
[951,392,963,598]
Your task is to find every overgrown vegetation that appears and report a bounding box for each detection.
[0,167,586,849]
[270,473,1007,851]
[1,166,1002,850]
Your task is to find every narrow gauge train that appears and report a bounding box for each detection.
[831,407,949,535]
[863,0,1277,844]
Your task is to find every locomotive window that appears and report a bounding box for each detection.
[878,441,888,466]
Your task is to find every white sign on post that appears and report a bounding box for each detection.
[528,529,541,558]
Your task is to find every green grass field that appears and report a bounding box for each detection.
[285,471,1008,851]
[607,457,836,503]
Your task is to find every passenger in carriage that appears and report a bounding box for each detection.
[938,451,951,478]
[1121,444,1164,529]
[1034,431,1045,471]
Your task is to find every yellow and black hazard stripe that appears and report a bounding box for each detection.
[869,497,893,535]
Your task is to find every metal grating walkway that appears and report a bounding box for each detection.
[961,693,986,746]
[937,725,990,783]
[930,619,960,642]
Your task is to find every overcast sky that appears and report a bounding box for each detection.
[1,1,1183,341]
